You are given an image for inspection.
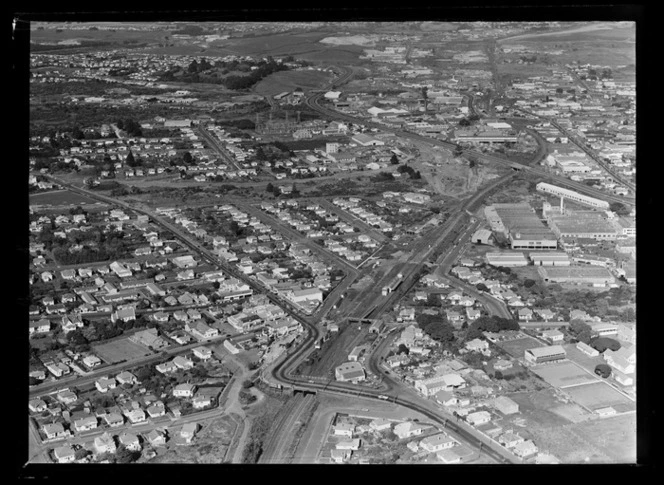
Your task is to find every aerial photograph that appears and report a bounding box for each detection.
[23,12,640,469]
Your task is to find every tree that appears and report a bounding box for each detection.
[390,153,399,165]
[594,364,612,378]
[115,445,141,463]
[421,86,429,112]
[555,87,564,95]
[265,182,275,193]
[476,283,489,292]
[397,344,410,355]
[590,337,621,353]
[74,448,91,460]
[459,118,471,127]
[125,151,137,167]
[182,151,193,165]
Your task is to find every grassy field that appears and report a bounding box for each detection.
[497,336,543,358]
[563,381,634,412]
[253,69,333,97]
[29,190,100,206]
[93,337,153,364]
[530,361,599,388]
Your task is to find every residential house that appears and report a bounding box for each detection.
[466,411,492,427]
[29,398,47,413]
[394,421,430,440]
[173,383,197,398]
[95,376,117,393]
[419,433,457,453]
[334,423,355,437]
[118,431,141,452]
[125,408,147,425]
[513,440,539,458]
[94,432,117,454]
[330,449,352,463]
[370,419,392,432]
[498,432,525,449]
[465,338,489,352]
[73,415,98,432]
[172,356,194,370]
[147,401,166,418]
[146,429,167,446]
[155,361,178,374]
[103,413,124,428]
[53,444,76,463]
[181,422,198,443]
[192,347,213,360]
[43,423,68,440]
[116,371,137,386]
[336,438,361,451]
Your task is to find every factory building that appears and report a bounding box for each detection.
[485,203,558,251]
[537,266,616,287]
[536,182,610,210]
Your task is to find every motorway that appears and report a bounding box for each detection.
[303,81,635,207]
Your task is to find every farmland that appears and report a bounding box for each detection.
[93,337,154,364]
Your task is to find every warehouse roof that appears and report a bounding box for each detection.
[526,345,566,357]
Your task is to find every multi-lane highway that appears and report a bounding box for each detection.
[304,83,635,207]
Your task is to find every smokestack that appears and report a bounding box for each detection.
[560,196,564,213]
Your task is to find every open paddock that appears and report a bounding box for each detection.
[530,361,598,388]
[29,189,99,207]
[93,337,153,364]
[563,381,634,412]
[496,336,542,358]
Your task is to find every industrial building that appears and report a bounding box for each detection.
[546,210,619,241]
[485,252,528,267]
[485,203,558,250]
[536,182,610,210]
[524,345,567,364]
[529,251,571,266]
[537,266,616,286]
[471,228,493,245]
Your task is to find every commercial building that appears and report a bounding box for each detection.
[536,182,610,210]
[524,345,567,364]
[485,252,528,267]
[414,374,466,397]
[335,362,366,382]
[537,266,616,286]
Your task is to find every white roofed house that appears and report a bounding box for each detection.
[419,433,457,453]
[94,432,117,454]
[465,410,492,427]
[95,376,117,393]
[394,421,431,440]
[465,338,489,352]
[119,431,141,452]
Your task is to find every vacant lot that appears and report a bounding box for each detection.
[29,189,99,207]
[93,338,153,364]
[253,69,333,97]
[563,381,634,412]
[530,361,598,388]
[497,336,543,358]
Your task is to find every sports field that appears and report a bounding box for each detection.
[496,336,542,358]
[93,338,153,364]
[563,381,634,412]
[530,361,598,388]
[29,189,99,207]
